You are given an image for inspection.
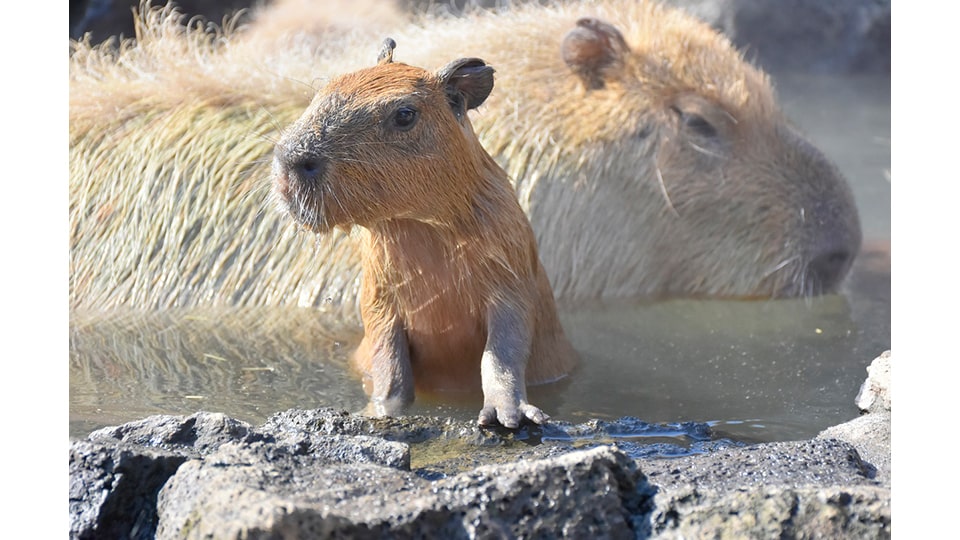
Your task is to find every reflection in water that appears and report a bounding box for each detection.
[69,73,890,443]
[69,307,366,437]
[70,272,888,443]
[551,285,886,443]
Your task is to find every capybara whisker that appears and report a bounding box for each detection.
[654,165,679,217]
[763,256,800,279]
[686,140,726,160]
[257,103,287,138]
[254,132,281,146]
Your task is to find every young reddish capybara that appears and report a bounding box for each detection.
[271,40,577,427]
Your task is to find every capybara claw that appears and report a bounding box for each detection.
[478,406,500,427]
[520,403,550,425]
[478,406,520,428]
[478,402,549,428]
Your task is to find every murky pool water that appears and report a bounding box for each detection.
[69,72,890,443]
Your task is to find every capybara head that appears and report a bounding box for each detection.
[569,16,861,297]
[272,39,495,232]
[434,9,863,299]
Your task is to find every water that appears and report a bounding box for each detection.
[69,72,890,443]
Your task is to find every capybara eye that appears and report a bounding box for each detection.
[393,106,419,131]
[680,111,718,139]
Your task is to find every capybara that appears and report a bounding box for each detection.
[69,0,862,318]
[273,39,577,426]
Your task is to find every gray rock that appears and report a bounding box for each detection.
[856,350,892,413]
[155,441,424,539]
[262,407,477,444]
[69,440,187,540]
[84,409,411,468]
[273,431,411,470]
[71,398,889,538]
[641,438,878,492]
[649,484,891,539]
[71,410,412,539]
[819,412,891,485]
[156,443,649,539]
[70,412,260,539]
[263,407,737,477]
[638,438,889,537]
[817,350,892,484]
[87,411,265,458]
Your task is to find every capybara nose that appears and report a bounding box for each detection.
[293,156,326,182]
[807,247,856,292]
[275,148,327,188]
[805,209,861,293]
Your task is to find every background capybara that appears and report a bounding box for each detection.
[69,0,861,318]
[273,42,577,426]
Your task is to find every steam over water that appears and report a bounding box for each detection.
[70,72,890,444]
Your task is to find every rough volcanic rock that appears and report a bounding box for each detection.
[818,350,892,484]
[155,444,651,539]
[648,484,890,539]
[69,440,187,540]
[855,350,892,414]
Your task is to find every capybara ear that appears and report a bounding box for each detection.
[377,37,396,65]
[437,58,495,120]
[561,17,629,90]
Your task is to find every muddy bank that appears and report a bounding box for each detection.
[69,351,891,538]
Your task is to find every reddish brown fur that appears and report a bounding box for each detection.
[272,45,576,426]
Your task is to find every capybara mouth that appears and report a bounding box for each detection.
[770,247,858,298]
[795,248,858,297]
[792,202,862,296]
[280,188,333,233]
[286,201,330,233]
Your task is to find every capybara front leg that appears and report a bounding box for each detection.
[478,303,547,428]
[362,318,415,417]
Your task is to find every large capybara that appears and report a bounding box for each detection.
[273,40,577,426]
[69,0,862,319]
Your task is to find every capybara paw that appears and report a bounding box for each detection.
[478,401,549,428]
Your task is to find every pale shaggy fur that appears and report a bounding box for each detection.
[69,0,860,318]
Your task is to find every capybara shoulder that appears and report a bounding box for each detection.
[271,39,577,427]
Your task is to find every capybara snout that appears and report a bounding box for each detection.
[274,148,326,189]
[762,124,862,296]
[648,108,862,298]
